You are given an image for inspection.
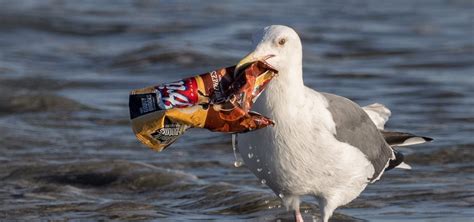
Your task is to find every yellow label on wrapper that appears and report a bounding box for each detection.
[129,61,277,152]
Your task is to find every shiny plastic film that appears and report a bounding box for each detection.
[129,61,277,152]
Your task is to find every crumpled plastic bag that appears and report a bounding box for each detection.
[129,60,277,152]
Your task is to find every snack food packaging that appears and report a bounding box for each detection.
[129,61,277,152]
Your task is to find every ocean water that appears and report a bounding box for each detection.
[0,0,473,221]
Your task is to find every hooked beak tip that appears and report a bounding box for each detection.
[235,53,275,75]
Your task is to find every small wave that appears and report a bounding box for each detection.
[97,201,161,221]
[394,61,474,69]
[326,72,383,80]
[110,43,230,68]
[0,91,91,114]
[0,76,126,91]
[112,50,221,68]
[406,144,473,165]
[324,49,415,59]
[0,12,128,36]
[4,160,198,191]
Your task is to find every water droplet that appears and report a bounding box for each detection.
[231,134,244,167]
[278,193,284,198]
[261,179,266,184]
[256,159,260,162]
[264,200,269,204]
[249,145,253,150]
[233,161,243,168]
[276,219,282,222]
[304,209,309,213]
[257,168,263,172]
[248,153,254,159]
[267,171,271,175]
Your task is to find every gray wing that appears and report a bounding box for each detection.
[322,93,394,182]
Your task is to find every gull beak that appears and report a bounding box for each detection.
[235,53,274,75]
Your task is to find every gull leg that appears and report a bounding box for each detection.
[294,209,304,222]
[317,197,335,222]
[282,195,303,222]
[321,208,333,222]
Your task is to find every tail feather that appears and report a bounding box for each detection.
[386,150,405,171]
[381,130,433,147]
[396,162,412,170]
[363,103,433,171]
[382,130,433,171]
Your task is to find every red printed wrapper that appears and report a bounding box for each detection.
[129,61,277,152]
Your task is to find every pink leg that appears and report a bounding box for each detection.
[294,209,304,222]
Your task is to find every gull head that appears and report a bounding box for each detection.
[235,25,302,78]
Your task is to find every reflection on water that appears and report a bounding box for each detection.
[0,0,473,221]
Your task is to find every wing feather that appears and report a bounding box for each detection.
[322,93,394,182]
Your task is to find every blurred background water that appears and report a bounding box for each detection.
[0,0,473,221]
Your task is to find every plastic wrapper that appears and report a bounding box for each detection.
[129,61,278,152]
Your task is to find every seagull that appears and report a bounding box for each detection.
[234,25,432,222]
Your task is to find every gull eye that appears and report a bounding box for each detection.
[278,38,286,46]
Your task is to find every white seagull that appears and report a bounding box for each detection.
[234,25,432,222]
